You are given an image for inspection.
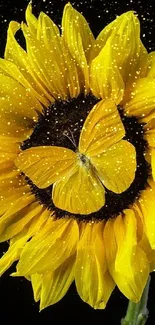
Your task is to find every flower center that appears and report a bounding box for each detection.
[22,94,150,221]
[22,94,99,151]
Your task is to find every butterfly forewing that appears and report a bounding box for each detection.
[15,146,77,188]
[79,98,125,157]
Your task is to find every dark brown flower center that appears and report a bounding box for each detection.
[21,94,150,221]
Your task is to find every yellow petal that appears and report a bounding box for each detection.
[62,3,94,62]
[53,162,105,214]
[0,234,28,276]
[113,247,149,303]
[92,12,147,92]
[134,209,155,272]
[0,73,43,139]
[0,136,20,167]
[0,180,30,216]
[104,215,149,302]
[112,15,147,91]
[138,180,155,249]
[0,167,19,182]
[146,51,155,78]
[124,78,155,122]
[0,58,49,107]
[37,11,60,43]
[75,222,115,309]
[0,98,33,140]
[0,171,27,198]
[0,193,37,242]
[90,34,124,103]
[0,209,50,276]
[31,273,42,302]
[144,118,155,147]
[0,72,42,118]
[40,254,75,310]
[62,3,94,92]
[36,11,80,98]
[25,2,38,37]
[21,19,80,99]
[92,12,137,58]
[15,146,77,188]
[91,140,136,193]
[151,149,155,181]
[5,21,52,103]
[79,99,125,156]
[114,211,149,281]
[15,218,79,275]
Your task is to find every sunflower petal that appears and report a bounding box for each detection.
[144,119,155,147]
[151,149,155,181]
[90,34,124,103]
[62,3,94,91]
[0,73,42,119]
[124,78,155,122]
[5,21,51,103]
[0,72,43,140]
[0,173,29,216]
[92,12,147,92]
[113,15,147,91]
[37,11,60,43]
[146,51,155,78]
[62,3,94,61]
[0,234,27,276]
[36,11,80,98]
[0,209,49,276]
[75,222,115,309]
[39,254,75,310]
[0,98,33,140]
[53,162,105,214]
[0,136,20,168]
[104,215,149,302]
[114,211,149,280]
[22,19,80,99]
[92,12,138,57]
[0,193,37,242]
[0,58,49,107]
[31,273,42,302]
[15,146,77,188]
[15,218,79,275]
[138,180,155,249]
[25,2,38,37]
[91,140,136,193]
[79,99,125,156]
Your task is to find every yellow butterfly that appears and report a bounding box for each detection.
[15,99,136,215]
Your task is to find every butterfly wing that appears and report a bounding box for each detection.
[52,161,105,214]
[79,99,136,194]
[15,146,77,188]
[79,98,125,156]
[90,140,136,193]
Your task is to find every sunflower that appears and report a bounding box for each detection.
[0,2,155,311]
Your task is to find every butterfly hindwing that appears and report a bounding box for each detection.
[52,161,105,214]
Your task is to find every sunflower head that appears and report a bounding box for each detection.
[0,2,155,311]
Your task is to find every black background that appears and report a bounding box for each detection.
[0,0,155,324]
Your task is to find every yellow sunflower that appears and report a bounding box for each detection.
[0,2,155,311]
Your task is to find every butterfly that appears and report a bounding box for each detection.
[15,98,136,215]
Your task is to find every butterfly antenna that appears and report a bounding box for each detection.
[68,128,77,147]
[63,129,76,148]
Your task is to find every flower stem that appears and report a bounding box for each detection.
[121,275,151,325]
